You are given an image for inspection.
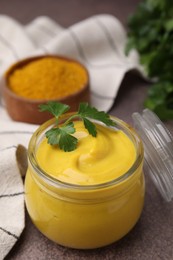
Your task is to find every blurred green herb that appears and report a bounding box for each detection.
[126,0,173,120]
[39,102,116,152]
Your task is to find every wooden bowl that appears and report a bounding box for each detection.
[2,55,90,124]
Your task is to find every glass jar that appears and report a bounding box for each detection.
[25,114,145,249]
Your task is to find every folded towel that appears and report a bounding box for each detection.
[0,14,144,259]
[0,148,25,260]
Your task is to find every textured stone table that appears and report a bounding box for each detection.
[2,0,173,259]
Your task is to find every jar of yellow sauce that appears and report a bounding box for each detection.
[25,113,145,249]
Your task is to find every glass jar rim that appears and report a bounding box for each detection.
[28,113,144,191]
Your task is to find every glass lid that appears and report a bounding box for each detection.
[132,109,173,202]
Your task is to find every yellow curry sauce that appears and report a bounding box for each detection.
[36,121,136,185]
[25,120,145,249]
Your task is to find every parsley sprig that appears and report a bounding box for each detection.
[39,102,116,152]
[126,0,173,120]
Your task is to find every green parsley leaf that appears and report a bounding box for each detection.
[45,128,61,145]
[58,131,78,152]
[83,118,97,137]
[39,102,70,119]
[78,102,116,126]
[40,102,116,152]
[45,122,78,152]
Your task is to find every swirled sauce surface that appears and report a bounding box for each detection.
[36,121,136,185]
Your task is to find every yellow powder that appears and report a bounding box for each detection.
[8,57,88,99]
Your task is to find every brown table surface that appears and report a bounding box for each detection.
[2,0,173,259]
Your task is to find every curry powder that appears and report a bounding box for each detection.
[8,57,88,100]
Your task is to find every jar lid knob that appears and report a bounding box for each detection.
[132,109,173,202]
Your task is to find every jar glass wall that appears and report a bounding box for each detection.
[25,114,145,249]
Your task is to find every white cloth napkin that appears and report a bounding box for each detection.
[0,14,144,259]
